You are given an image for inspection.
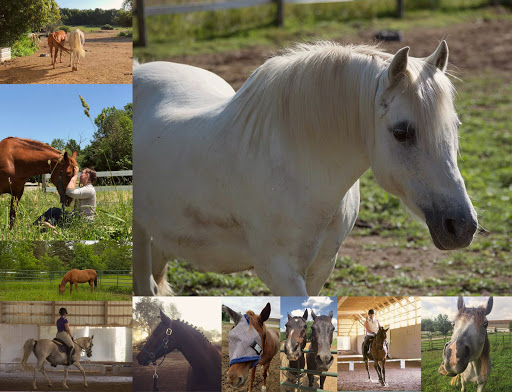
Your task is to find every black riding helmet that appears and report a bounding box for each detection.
[368,309,375,315]
[59,307,68,316]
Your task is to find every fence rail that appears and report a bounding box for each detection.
[0,270,132,287]
[41,170,133,193]
[135,0,405,46]
[280,349,337,391]
[421,331,512,351]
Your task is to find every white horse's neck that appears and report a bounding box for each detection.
[215,45,385,198]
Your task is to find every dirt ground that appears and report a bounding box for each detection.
[0,30,132,84]
[0,370,132,391]
[338,361,421,391]
[169,14,512,91]
[222,323,280,392]
[132,351,190,392]
[280,342,337,392]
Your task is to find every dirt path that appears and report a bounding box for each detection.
[0,30,132,84]
[133,351,190,392]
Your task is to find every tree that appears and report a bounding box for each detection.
[434,314,452,336]
[51,138,65,151]
[133,297,165,340]
[421,318,435,333]
[0,0,60,48]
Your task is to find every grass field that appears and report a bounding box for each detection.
[0,278,132,301]
[0,189,132,241]
[421,344,512,391]
[421,332,512,351]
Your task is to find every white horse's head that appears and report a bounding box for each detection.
[371,41,477,250]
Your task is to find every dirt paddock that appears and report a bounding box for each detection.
[338,361,421,391]
[0,369,132,391]
[0,30,132,84]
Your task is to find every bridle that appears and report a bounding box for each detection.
[142,327,173,392]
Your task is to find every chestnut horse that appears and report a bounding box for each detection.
[363,326,389,386]
[0,137,77,228]
[48,30,70,69]
[58,269,97,294]
[224,303,280,392]
[284,310,308,385]
[136,309,222,391]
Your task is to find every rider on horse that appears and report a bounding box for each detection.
[56,307,75,365]
[362,309,391,360]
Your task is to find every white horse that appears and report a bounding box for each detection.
[21,336,94,389]
[68,28,85,71]
[133,41,478,296]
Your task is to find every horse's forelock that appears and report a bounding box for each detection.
[455,305,487,326]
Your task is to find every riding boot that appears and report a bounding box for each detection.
[385,341,392,359]
[67,347,75,365]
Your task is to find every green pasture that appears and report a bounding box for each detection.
[421,344,512,391]
[133,1,505,59]
[0,276,132,301]
[421,332,512,351]
[0,189,132,241]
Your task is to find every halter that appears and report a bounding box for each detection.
[142,328,173,392]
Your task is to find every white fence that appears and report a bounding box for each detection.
[42,170,132,192]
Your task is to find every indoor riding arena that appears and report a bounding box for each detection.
[0,301,132,391]
[337,297,421,391]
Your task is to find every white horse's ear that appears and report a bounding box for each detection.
[425,40,449,72]
[388,46,410,85]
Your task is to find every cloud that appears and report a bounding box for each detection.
[302,297,333,314]
[290,308,307,318]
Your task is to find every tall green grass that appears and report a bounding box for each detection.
[0,189,132,241]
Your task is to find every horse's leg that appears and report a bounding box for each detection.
[261,362,270,392]
[374,361,383,386]
[133,220,158,295]
[53,47,58,69]
[248,365,256,392]
[75,282,78,292]
[40,362,52,387]
[89,279,93,292]
[33,357,46,390]
[307,373,314,388]
[74,362,88,387]
[63,365,69,389]
[9,186,24,229]
[365,359,372,381]
[320,375,326,390]
[254,256,308,296]
[382,360,387,386]
[70,282,73,294]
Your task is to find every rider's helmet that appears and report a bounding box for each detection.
[59,308,68,316]
[368,309,375,315]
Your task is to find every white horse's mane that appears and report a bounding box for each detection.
[223,41,458,154]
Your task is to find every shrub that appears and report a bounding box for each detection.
[58,25,71,33]
[101,24,114,30]
[118,29,132,37]
[10,33,38,58]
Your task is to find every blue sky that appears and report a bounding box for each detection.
[281,297,337,332]
[222,297,281,320]
[0,84,132,148]
[58,0,124,10]
[422,297,511,321]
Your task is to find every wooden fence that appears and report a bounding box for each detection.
[421,330,512,351]
[135,0,405,46]
[42,170,133,192]
[0,270,132,287]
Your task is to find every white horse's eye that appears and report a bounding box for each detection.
[392,126,415,143]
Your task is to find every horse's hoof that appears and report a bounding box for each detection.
[261,386,266,392]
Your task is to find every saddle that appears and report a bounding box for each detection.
[52,338,68,353]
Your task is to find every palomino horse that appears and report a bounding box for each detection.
[21,336,94,390]
[439,296,493,392]
[48,30,70,69]
[136,309,221,391]
[0,137,77,228]
[58,269,97,294]
[306,310,335,389]
[284,310,308,385]
[133,40,478,296]
[224,303,280,392]
[68,28,85,71]
[363,326,389,386]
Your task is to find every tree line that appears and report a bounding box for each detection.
[60,7,131,28]
[0,241,132,272]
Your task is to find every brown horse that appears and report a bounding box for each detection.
[0,137,78,228]
[136,309,222,391]
[306,310,335,390]
[284,310,308,385]
[439,296,493,392]
[225,303,280,392]
[363,326,389,386]
[48,30,70,69]
[58,269,97,294]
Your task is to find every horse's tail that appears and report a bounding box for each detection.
[21,339,36,370]
[156,264,173,296]
[71,31,85,57]
[450,374,461,386]
[94,275,98,287]
[50,34,70,53]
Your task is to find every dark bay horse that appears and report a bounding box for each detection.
[48,30,70,69]
[58,269,97,294]
[306,310,334,390]
[284,310,308,385]
[0,137,77,228]
[363,326,389,386]
[224,303,280,392]
[136,309,221,391]
[439,296,493,392]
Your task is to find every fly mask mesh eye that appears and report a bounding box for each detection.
[228,314,263,368]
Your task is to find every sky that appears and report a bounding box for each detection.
[0,84,132,148]
[133,297,221,333]
[422,297,512,321]
[58,0,125,10]
[280,297,337,332]
[222,297,280,321]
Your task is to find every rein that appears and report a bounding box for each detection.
[57,166,66,210]
[143,327,173,392]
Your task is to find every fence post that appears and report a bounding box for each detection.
[135,0,147,47]
[396,0,404,18]
[275,0,284,27]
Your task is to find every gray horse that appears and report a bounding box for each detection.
[21,336,94,390]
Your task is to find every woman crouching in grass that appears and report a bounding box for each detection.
[34,167,97,233]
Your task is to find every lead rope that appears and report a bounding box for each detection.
[147,328,172,392]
